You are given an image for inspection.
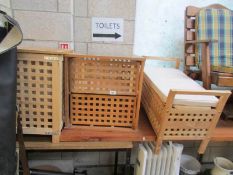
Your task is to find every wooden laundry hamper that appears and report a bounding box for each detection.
[17,48,66,143]
[64,54,145,129]
[141,57,231,154]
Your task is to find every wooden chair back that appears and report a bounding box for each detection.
[184,4,229,79]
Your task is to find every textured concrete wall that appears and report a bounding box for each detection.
[11,0,74,49]
[11,0,135,56]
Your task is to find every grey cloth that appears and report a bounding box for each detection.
[0,11,22,175]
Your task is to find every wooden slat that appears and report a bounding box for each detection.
[185,39,218,44]
[17,141,133,150]
[212,71,233,77]
[201,43,211,89]
[65,53,146,62]
[64,57,70,126]
[216,76,233,87]
[186,18,195,29]
[18,47,73,55]
[211,72,233,87]
[52,55,63,143]
[134,61,145,129]
[185,44,195,54]
[186,6,200,17]
[186,31,195,40]
[185,55,195,66]
[169,89,230,96]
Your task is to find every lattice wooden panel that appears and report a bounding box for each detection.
[142,73,218,139]
[164,108,216,138]
[69,56,142,95]
[16,52,63,137]
[70,94,136,128]
[142,74,164,134]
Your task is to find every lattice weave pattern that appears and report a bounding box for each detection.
[70,94,136,128]
[70,57,140,95]
[142,76,164,134]
[142,74,218,139]
[16,53,62,135]
[164,108,216,137]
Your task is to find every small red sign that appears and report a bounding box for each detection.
[59,43,69,49]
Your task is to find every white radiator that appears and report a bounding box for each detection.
[135,142,183,175]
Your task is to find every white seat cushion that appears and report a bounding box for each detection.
[144,66,218,107]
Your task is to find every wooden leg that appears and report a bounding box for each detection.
[52,134,60,143]
[201,43,211,90]
[198,139,210,154]
[154,137,162,154]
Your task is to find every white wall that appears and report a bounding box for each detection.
[134,0,233,61]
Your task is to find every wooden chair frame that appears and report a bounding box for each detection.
[184,4,233,89]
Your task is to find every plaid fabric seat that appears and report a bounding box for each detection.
[196,8,233,73]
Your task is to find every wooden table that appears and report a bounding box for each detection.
[60,109,155,142]
[18,108,232,174]
[20,107,232,152]
[19,109,155,175]
[18,138,133,175]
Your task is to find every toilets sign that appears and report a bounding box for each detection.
[92,17,123,42]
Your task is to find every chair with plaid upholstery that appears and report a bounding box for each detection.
[184,4,233,90]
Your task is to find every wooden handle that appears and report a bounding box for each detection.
[185,39,218,44]
[165,89,231,113]
[143,56,180,69]
[169,89,231,97]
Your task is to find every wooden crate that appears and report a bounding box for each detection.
[69,56,141,95]
[17,49,64,143]
[70,94,137,127]
[64,54,145,129]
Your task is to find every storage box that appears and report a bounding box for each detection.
[64,54,145,129]
[17,49,64,143]
[141,57,231,154]
[70,94,137,127]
